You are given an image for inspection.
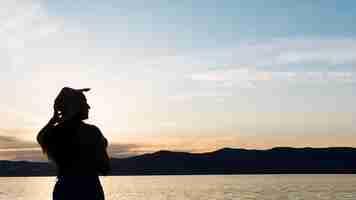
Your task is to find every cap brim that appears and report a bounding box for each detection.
[77,88,91,92]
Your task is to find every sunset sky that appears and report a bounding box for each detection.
[1,0,355,160]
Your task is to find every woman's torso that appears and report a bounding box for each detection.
[46,121,106,200]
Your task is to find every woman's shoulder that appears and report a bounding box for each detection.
[79,122,105,139]
[80,122,100,131]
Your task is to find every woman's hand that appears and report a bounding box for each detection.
[49,108,65,126]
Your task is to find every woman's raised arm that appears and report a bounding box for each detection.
[37,109,63,153]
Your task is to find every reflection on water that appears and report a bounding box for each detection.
[0,175,355,200]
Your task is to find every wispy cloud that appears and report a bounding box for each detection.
[190,68,355,88]
[190,68,263,88]
[199,38,356,68]
[182,38,356,89]
[0,135,37,149]
[271,38,356,65]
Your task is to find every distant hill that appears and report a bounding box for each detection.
[1,147,356,176]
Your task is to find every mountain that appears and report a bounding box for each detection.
[109,147,356,175]
[1,147,356,176]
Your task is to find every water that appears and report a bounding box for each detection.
[0,175,355,200]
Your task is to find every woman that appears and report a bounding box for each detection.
[37,87,110,200]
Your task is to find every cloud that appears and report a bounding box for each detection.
[189,68,355,88]
[0,149,43,161]
[190,68,265,88]
[125,135,243,153]
[0,0,61,68]
[202,38,356,68]
[0,133,42,161]
[0,134,143,160]
[107,143,142,158]
[272,38,356,65]
[0,135,37,149]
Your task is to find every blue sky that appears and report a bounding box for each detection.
[0,0,355,159]
[50,0,356,48]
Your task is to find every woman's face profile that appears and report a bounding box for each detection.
[79,94,90,120]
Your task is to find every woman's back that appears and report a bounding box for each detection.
[47,120,109,176]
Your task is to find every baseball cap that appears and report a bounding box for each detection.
[54,87,90,120]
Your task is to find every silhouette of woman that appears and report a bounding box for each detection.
[37,87,110,200]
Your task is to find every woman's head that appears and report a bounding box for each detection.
[54,87,91,121]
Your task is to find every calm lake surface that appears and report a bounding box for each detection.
[0,175,355,200]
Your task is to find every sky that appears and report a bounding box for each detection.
[0,0,355,160]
